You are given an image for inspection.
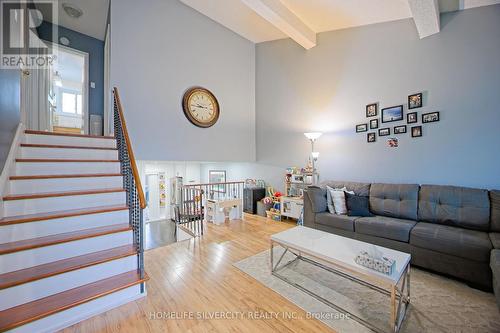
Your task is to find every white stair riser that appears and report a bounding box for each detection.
[20,147,118,160]
[0,210,129,244]
[4,192,126,216]
[0,256,138,311]
[8,284,145,333]
[15,161,121,176]
[25,134,116,148]
[0,230,133,274]
[9,176,123,195]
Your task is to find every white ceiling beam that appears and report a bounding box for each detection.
[408,0,440,39]
[240,0,316,49]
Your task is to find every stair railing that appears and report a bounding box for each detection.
[174,186,204,239]
[112,87,146,285]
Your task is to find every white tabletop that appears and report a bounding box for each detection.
[271,226,411,286]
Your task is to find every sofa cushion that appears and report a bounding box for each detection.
[306,187,327,213]
[410,222,492,262]
[345,192,372,217]
[490,233,500,249]
[369,183,419,220]
[418,185,490,231]
[320,181,370,196]
[315,212,358,232]
[490,190,500,232]
[355,216,417,242]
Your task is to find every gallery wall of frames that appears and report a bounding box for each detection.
[356,92,440,146]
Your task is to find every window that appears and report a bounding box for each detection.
[61,91,82,114]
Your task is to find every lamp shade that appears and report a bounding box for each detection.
[304,132,322,141]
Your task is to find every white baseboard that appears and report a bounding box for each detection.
[8,283,147,333]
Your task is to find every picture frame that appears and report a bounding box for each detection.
[370,119,379,129]
[422,111,440,123]
[381,105,404,123]
[411,126,422,138]
[209,170,227,193]
[408,92,423,109]
[407,112,418,124]
[367,132,376,143]
[356,123,368,133]
[394,125,407,134]
[366,103,378,117]
[378,128,390,136]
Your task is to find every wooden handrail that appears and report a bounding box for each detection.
[113,87,146,209]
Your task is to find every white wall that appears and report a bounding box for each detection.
[110,0,256,162]
[200,162,284,192]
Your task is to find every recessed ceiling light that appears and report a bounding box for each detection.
[62,3,83,19]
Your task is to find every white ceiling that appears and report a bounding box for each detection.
[180,0,500,44]
[36,0,110,40]
[180,0,286,42]
[280,0,412,34]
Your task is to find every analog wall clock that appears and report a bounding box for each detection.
[182,87,220,128]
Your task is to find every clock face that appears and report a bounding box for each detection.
[182,87,219,128]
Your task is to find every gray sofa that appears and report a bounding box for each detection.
[304,182,500,303]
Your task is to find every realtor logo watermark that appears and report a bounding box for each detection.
[1,0,57,69]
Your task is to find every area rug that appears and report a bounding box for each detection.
[234,248,500,333]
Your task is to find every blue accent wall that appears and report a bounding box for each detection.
[37,21,104,120]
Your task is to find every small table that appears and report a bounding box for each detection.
[270,226,411,333]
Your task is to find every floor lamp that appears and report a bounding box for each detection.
[304,132,322,184]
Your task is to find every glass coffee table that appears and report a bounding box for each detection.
[270,226,411,333]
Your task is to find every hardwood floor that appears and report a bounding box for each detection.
[61,214,334,333]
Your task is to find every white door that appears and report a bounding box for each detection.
[50,43,89,134]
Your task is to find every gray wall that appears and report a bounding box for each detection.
[110,0,255,162]
[0,70,21,171]
[255,5,500,189]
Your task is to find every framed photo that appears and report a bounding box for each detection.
[422,111,440,123]
[394,125,407,134]
[209,170,226,193]
[356,123,368,133]
[370,119,379,129]
[378,128,390,136]
[407,112,417,124]
[381,105,403,123]
[366,103,378,117]
[411,126,422,138]
[408,92,423,109]
[387,137,398,148]
[367,132,376,143]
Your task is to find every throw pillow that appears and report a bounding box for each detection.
[331,188,354,215]
[345,192,373,217]
[325,186,341,214]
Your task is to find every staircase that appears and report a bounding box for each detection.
[0,89,148,332]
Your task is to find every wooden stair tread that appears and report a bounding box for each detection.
[0,205,128,226]
[0,245,137,290]
[20,143,118,151]
[0,270,148,332]
[0,224,132,255]
[25,130,115,140]
[16,158,119,163]
[10,173,122,180]
[3,188,125,201]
